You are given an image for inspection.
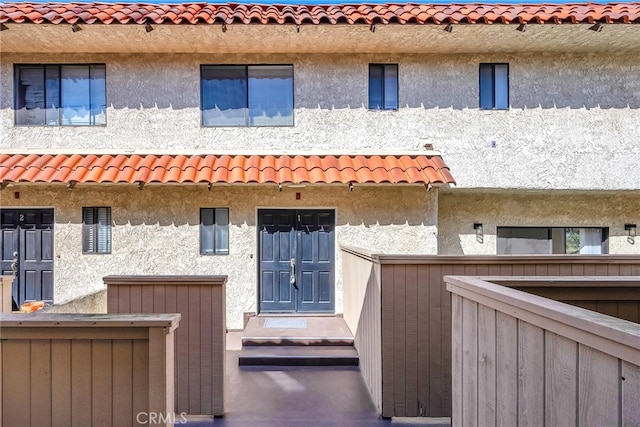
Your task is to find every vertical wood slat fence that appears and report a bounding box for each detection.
[341,246,640,418]
[0,313,180,427]
[446,276,640,427]
[1,276,13,312]
[105,275,227,416]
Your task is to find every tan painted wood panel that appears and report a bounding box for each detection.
[578,345,620,425]
[518,322,545,427]
[618,301,640,323]
[461,297,478,427]
[393,265,407,416]
[175,283,190,413]
[381,264,395,418]
[188,285,202,414]
[71,340,92,426]
[200,285,214,415]
[212,282,226,415]
[496,312,518,427]
[141,285,154,313]
[404,264,419,417]
[132,339,150,423]
[3,340,31,426]
[544,332,578,426]
[427,266,453,416]
[30,340,52,427]
[450,293,463,427]
[477,305,496,427]
[107,285,119,312]
[130,285,143,313]
[622,361,640,425]
[416,265,430,416]
[117,284,130,313]
[92,340,113,426]
[112,340,134,427]
[51,339,72,426]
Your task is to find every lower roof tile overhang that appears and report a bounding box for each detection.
[0,153,456,187]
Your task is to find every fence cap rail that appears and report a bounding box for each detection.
[341,245,640,265]
[482,275,640,288]
[104,275,228,286]
[445,275,640,362]
[0,312,181,330]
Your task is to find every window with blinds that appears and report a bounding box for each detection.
[82,207,112,254]
[200,208,229,255]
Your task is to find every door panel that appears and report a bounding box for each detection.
[0,209,54,308]
[259,209,335,313]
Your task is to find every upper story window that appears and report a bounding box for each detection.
[479,63,509,110]
[368,64,398,110]
[14,64,106,126]
[201,65,294,127]
[82,207,112,254]
[497,227,608,255]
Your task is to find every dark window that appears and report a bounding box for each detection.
[82,207,111,254]
[200,208,229,255]
[201,65,293,126]
[15,64,106,126]
[369,64,398,110]
[497,227,608,255]
[479,63,509,110]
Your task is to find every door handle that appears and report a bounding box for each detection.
[11,251,18,275]
[290,258,298,289]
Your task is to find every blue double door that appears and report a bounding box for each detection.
[0,209,54,308]
[258,209,335,313]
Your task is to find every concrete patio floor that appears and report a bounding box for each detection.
[183,332,450,427]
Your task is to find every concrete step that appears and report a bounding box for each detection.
[238,345,359,366]
[242,335,354,347]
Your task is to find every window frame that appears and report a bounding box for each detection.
[14,63,107,127]
[82,206,112,254]
[200,208,230,256]
[496,226,609,255]
[368,63,399,111]
[200,64,294,127]
[479,63,509,110]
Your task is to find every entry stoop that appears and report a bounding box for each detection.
[238,316,359,366]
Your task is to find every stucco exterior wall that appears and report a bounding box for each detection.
[2,52,640,190]
[438,190,640,255]
[0,184,437,328]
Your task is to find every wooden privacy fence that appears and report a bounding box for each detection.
[446,276,640,427]
[1,276,13,312]
[0,312,180,427]
[105,275,227,416]
[341,246,640,418]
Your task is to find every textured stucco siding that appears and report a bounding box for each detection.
[438,191,640,255]
[0,184,437,328]
[2,52,640,190]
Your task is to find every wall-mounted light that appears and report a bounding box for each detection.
[207,183,212,191]
[66,181,77,189]
[589,22,603,32]
[425,183,432,192]
[474,223,483,243]
[516,23,526,32]
[145,22,154,33]
[0,23,8,31]
[137,181,144,190]
[221,23,227,33]
[443,23,453,33]
[296,24,300,33]
[626,224,637,237]
[370,24,376,33]
[279,184,282,192]
[349,183,354,192]
[71,23,82,33]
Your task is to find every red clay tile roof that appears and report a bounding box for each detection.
[0,154,455,185]
[2,2,639,26]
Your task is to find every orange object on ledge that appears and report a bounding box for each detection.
[20,301,45,312]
